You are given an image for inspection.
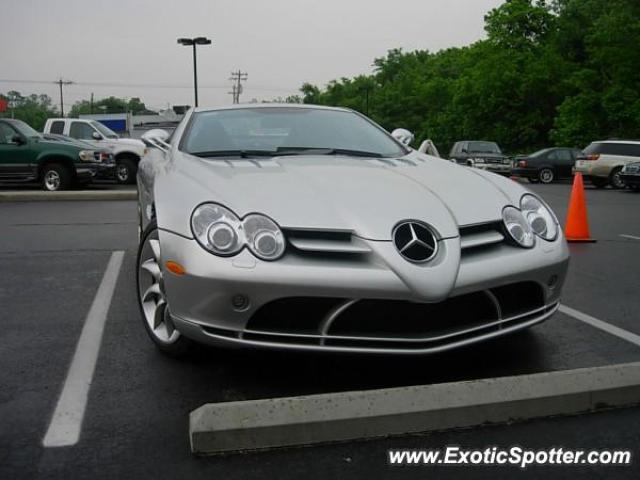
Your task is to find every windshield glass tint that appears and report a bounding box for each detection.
[181,107,406,157]
[91,121,118,138]
[13,120,41,138]
[468,141,501,154]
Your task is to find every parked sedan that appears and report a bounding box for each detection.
[136,104,569,357]
[512,148,582,184]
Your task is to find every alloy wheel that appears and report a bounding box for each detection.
[611,170,625,189]
[137,231,180,344]
[44,170,61,191]
[117,164,129,183]
[539,168,554,184]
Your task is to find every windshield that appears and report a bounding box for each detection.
[13,120,41,138]
[91,121,118,139]
[181,107,407,158]
[468,141,501,154]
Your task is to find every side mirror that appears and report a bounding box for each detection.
[391,128,414,146]
[461,148,468,154]
[11,135,26,145]
[92,131,103,140]
[141,129,170,150]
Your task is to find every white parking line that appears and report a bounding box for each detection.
[42,251,125,448]
[559,305,640,347]
[620,234,640,241]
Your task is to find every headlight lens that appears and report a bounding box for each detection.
[78,150,94,162]
[191,204,243,256]
[191,204,285,260]
[502,206,535,248]
[520,194,558,241]
[243,214,285,260]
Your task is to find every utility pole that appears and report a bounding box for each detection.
[229,70,248,104]
[90,92,94,114]
[228,84,238,104]
[54,78,74,117]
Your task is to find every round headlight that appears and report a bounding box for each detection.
[191,203,243,255]
[520,194,558,241]
[502,206,535,248]
[243,214,285,260]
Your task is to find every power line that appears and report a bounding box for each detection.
[229,70,248,104]
[0,78,293,93]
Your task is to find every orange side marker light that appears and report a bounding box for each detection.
[165,261,186,276]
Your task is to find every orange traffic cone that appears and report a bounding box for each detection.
[564,173,596,242]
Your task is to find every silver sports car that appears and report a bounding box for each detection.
[136,104,569,356]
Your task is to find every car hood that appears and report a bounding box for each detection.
[115,138,145,148]
[157,151,524,241]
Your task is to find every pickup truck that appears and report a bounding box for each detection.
[0,118,107,191]
[43,118,146,184]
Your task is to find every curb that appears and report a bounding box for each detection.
[0,190,137,202]
[189,362,640,455]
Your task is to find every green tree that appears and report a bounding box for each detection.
[0,90,58,131]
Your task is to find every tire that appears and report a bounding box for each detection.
[527,178,539,184]
[41,163,72,191]
[116,158,138,185]
[538,168,555,184]
[609,167,625,189]
[591,177,608,189]
[136,220,195,357]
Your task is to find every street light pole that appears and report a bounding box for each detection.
[177,37,212,108]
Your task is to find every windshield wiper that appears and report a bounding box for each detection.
[191,150,283,158]
[274,147,384,158]
[191,148,385,159]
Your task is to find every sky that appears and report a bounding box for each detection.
[1,0,504,112]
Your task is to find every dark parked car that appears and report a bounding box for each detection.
[620,161,640,190]
[512,148,582,184]
[449,141,511,176]
[0,119,103,191]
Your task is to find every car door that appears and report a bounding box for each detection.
[69,121,101,149]
[0,122,33,179]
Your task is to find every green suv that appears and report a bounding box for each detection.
[0,118,104,191]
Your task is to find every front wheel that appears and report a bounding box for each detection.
[41,163,72,191]
[136,221,194,356]
[116,158,138,185]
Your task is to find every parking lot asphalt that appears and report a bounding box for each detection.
[1,183,639,479]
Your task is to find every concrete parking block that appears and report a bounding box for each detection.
[190,362,640,455]
[0,190,137,202]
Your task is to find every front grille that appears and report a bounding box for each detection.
[459,222,505,251]
[208,281,552,352]
[284,229,372,257]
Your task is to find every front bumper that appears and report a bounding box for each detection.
[158,229,569,354]
[620,174,640,187]
[511,167,538,179]
[473,163,512,176]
